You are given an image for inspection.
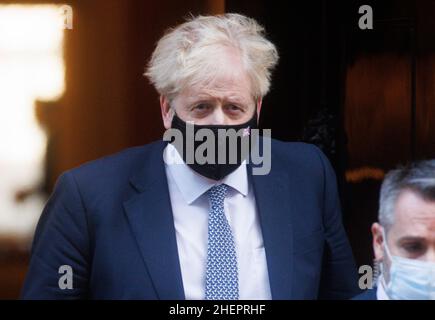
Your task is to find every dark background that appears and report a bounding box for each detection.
[0,0,434,298]
[227,0,435,270]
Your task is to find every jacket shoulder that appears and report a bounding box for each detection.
[351,288,377,300]
[60,140,165,197]
[270,139,328,172]
[271,139,322,157]
[69,142,157,173]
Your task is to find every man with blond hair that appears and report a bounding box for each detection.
[22,14,359,300]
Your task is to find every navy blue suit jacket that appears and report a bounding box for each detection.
[352,288,377,300]
[21,139,360,299]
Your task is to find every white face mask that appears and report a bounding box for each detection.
[381,229,435,300]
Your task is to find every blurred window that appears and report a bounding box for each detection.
[0,5,65,241]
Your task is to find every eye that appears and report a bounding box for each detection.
[194,103,210,111]
[402,242,425,254]
[191,103,212,115]
[225,104,243,113]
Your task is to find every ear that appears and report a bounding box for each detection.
[372,222,385,262]
[160,95,174,130]
[256,97,263,122]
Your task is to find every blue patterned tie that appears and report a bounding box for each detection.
[205,184,239,300]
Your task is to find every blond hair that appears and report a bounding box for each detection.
[144,13,279,100]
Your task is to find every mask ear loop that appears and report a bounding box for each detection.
[381,228,394,261]
[379,227,395,294]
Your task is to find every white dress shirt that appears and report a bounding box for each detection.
[163,143,272,300]
[376,275,389,300]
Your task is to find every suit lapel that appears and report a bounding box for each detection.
[249,141,294,299]
[123,141,185,299]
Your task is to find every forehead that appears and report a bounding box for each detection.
[390,189,435,238]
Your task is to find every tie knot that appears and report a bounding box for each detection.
[208,184,228,206]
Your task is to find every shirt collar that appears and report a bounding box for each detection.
[164,143,248,204]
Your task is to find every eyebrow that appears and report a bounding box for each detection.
[397,236,426,243]
[189,97,251,107]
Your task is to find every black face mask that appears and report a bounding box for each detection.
[170,112,258,180]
